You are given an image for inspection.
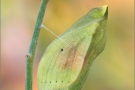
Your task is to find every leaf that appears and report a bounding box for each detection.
[37,5,108,90]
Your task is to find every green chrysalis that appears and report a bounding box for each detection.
[37,5,108,90]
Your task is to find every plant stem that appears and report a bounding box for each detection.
[25,0,49,90]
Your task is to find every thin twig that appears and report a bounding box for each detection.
[25,0,49,90]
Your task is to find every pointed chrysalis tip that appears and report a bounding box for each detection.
[101,5,108,11]
[101,5,108,17]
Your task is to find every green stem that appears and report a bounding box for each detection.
[25,0,49,90]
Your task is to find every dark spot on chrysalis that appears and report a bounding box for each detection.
[61,49,64,52]
[62,81,63,83]
[50,81,51,83]
[56,81,57,83]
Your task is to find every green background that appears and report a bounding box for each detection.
[1,0,134,90]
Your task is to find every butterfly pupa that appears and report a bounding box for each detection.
[37,5,108,90]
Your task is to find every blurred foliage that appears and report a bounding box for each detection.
[1,0,134,90]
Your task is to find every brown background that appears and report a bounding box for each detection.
[1,0,134,90]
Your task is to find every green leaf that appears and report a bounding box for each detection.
[37,5,108,90]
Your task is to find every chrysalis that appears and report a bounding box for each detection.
[37,5,108,90]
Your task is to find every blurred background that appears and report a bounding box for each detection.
[1,0,134,90]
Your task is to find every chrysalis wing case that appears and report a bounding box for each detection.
[37,5,108,90]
